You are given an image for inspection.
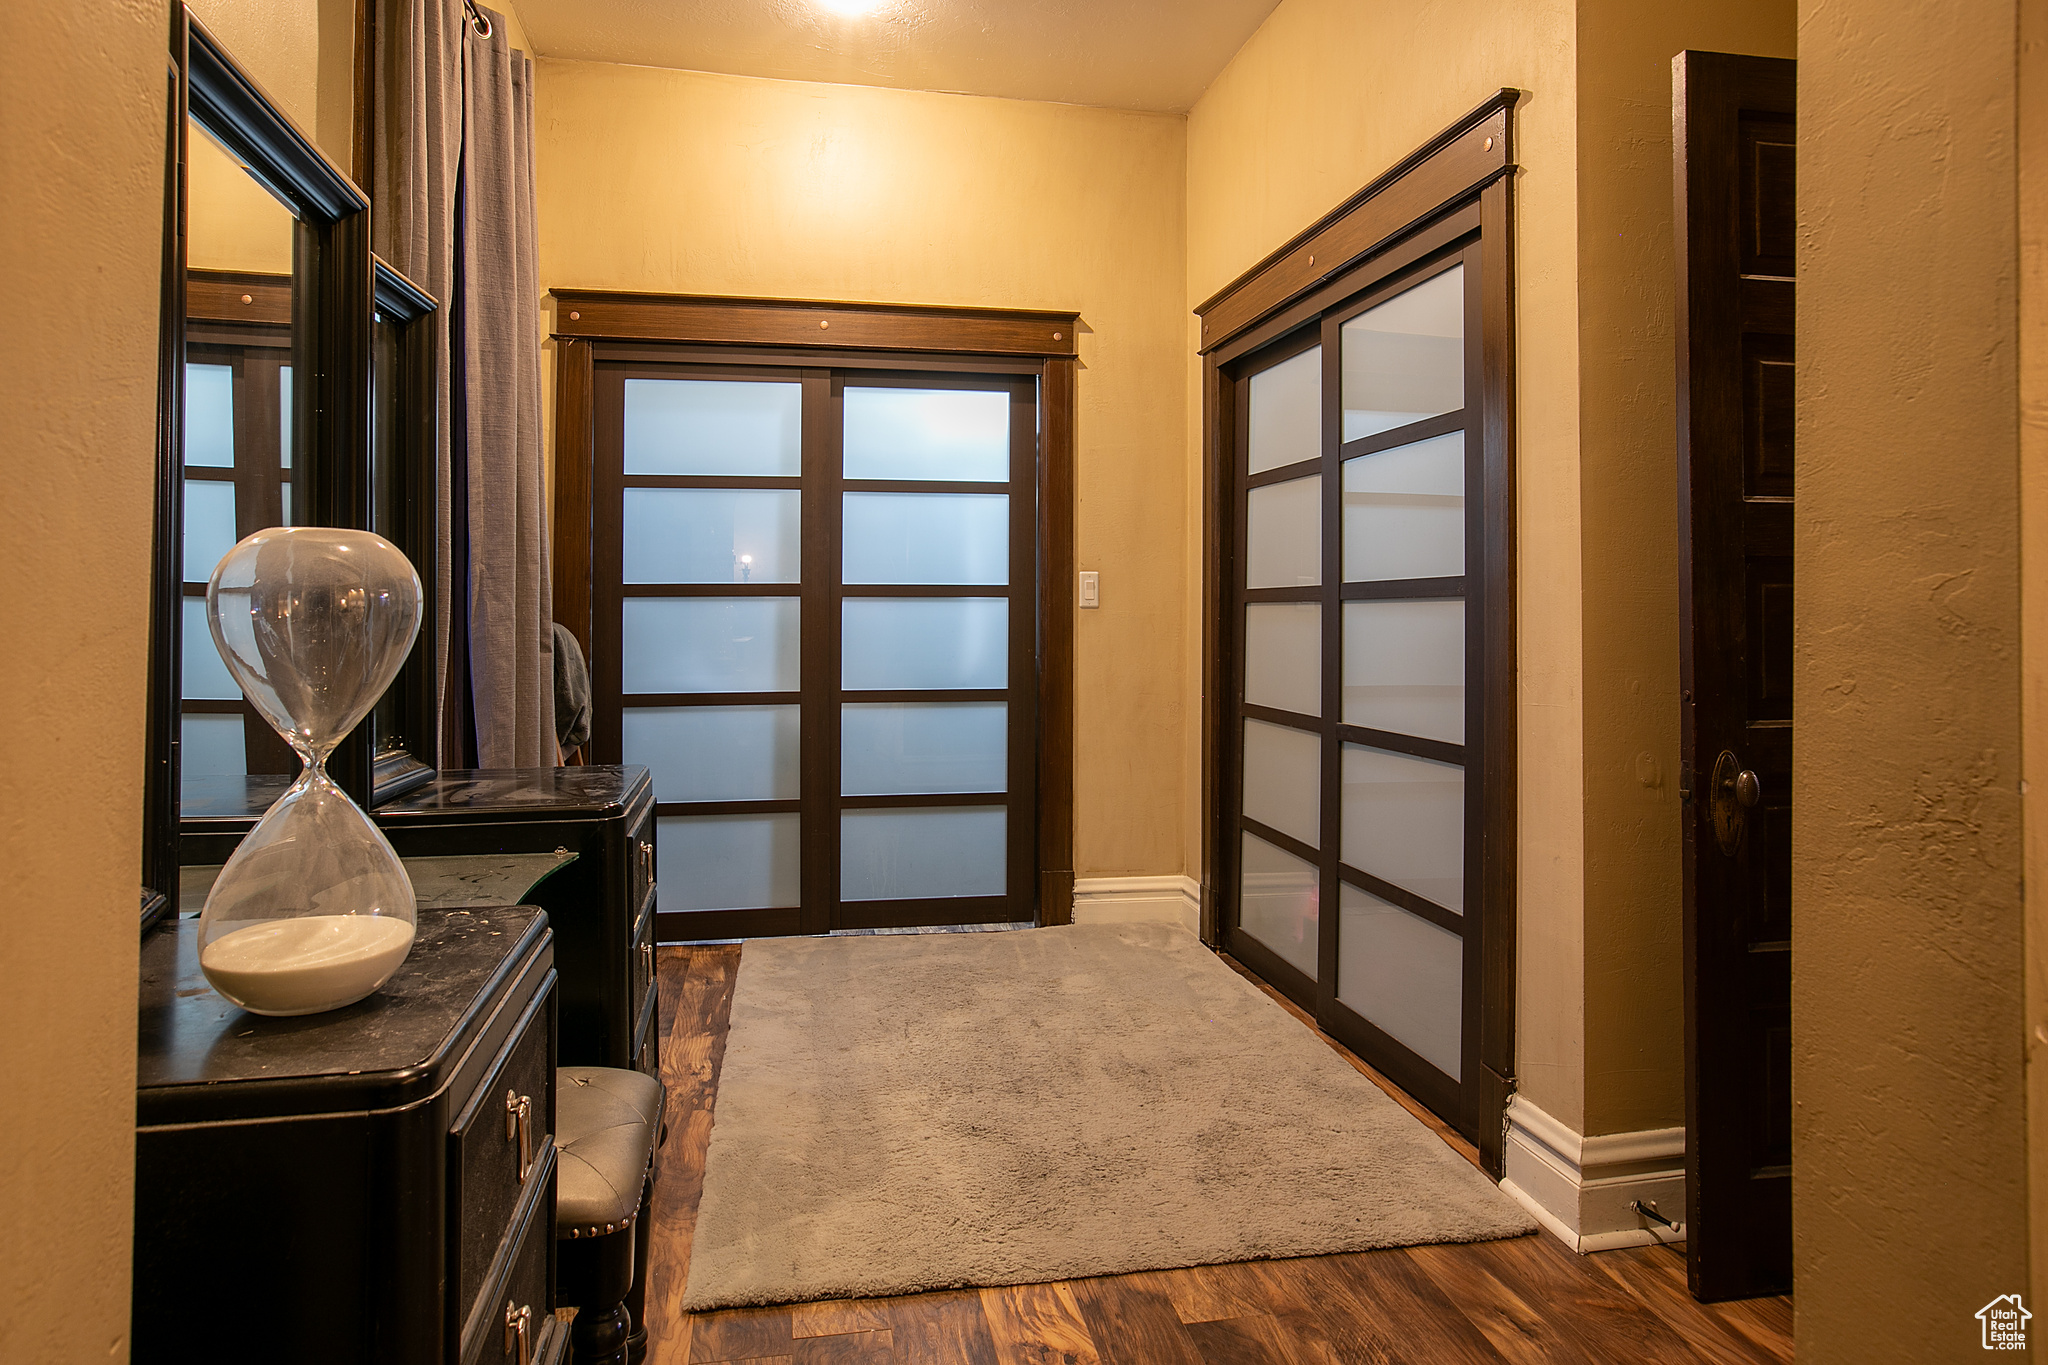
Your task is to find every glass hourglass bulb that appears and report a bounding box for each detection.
[196,527,424,1016]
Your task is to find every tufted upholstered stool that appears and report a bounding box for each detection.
[556,1066,666,1365]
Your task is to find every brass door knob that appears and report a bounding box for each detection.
[1709,750,1760,855]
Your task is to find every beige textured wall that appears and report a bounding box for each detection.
[0,2,168,1359]
[1185,0,1589,1128]
[187,0,356,169]
[532,62,1191,878]
[1572,0,1794,1136]
[1797,0,2030,1355]
[494,0,535,58]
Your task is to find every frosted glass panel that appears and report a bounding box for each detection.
[184,479,237,583]
[1243,603,1321,717]
[1341,264,1464,440]
[842,806,1006,900]
[1243,717,1320,848]
[1343,600,1465,744]
[1240,831,1318,979]
[1248,346,1321,475]
[843,387,1009,482]
[278,365,293,469]
[1245,475,1321,588]
[1338,884,1462,1079]
[843,492,1008,585]
[181,598,240,700]
[624,379,801,476]
[622,597,800,694]
[1342,430,1464,582]
[658,813,801,913]
[624,488,800,584]
[843,703,1006,795]
[623,705,799,802]
[1342,743,1464,912]
[842,598,1007,690]
[185,364,235,467]
[181,713,245,777]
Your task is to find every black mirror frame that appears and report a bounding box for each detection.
[145,8,435,932]
[369,256,440,804]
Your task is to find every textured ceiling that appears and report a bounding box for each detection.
[509,0,1283,113]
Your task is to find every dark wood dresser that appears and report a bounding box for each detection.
[183,766,660,1077]
[134,906,567,1365]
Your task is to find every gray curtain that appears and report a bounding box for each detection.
[460,16,551,768]
[372,0,459,762]
[375,0,553,769]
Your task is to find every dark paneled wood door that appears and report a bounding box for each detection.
[1674,48,1796,1302]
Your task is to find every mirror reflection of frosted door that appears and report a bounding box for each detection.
[182,114,303,799]
[179,342,298,794]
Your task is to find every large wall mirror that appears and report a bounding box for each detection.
[145,9,438,931]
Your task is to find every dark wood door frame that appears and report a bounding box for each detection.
[1675,49,1797,1302]
[549,292,1078,936]
[1196,90,1520,1176]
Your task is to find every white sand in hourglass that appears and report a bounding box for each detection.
[201,915,418,1016]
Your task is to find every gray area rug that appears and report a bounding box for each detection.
[682,922,1534,1310]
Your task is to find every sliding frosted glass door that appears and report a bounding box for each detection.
[1223,249,1495,1129]
[596,365,1037,939]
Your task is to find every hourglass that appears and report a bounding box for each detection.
[197,527,424,1016]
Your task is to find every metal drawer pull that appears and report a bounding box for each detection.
[505,1090,534,1183]
[640,939,654,986]
[504,1300,533,1365]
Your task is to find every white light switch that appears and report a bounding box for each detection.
[1078,570,1100,609]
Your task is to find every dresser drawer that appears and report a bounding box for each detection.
[630,906,660,1077]
[450,987,553,1321]
[460,1147,558,1365]
[628,812,655,928]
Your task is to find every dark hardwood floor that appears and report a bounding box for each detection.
[644,942,1793,1365]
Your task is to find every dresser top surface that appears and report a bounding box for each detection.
[138,905,547,1112]
[181,765,652,828]
[178,850,577,917]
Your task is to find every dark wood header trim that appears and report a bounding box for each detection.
[548,290,1081,359]
[1195,89,1520,353]
[187,269,291,325]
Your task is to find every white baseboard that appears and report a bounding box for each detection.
[1501,1094,1687,1253]
[1070,875,1201,935]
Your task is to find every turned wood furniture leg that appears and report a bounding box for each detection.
[555,1067,665,1365]
[624,1171,654,1363]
